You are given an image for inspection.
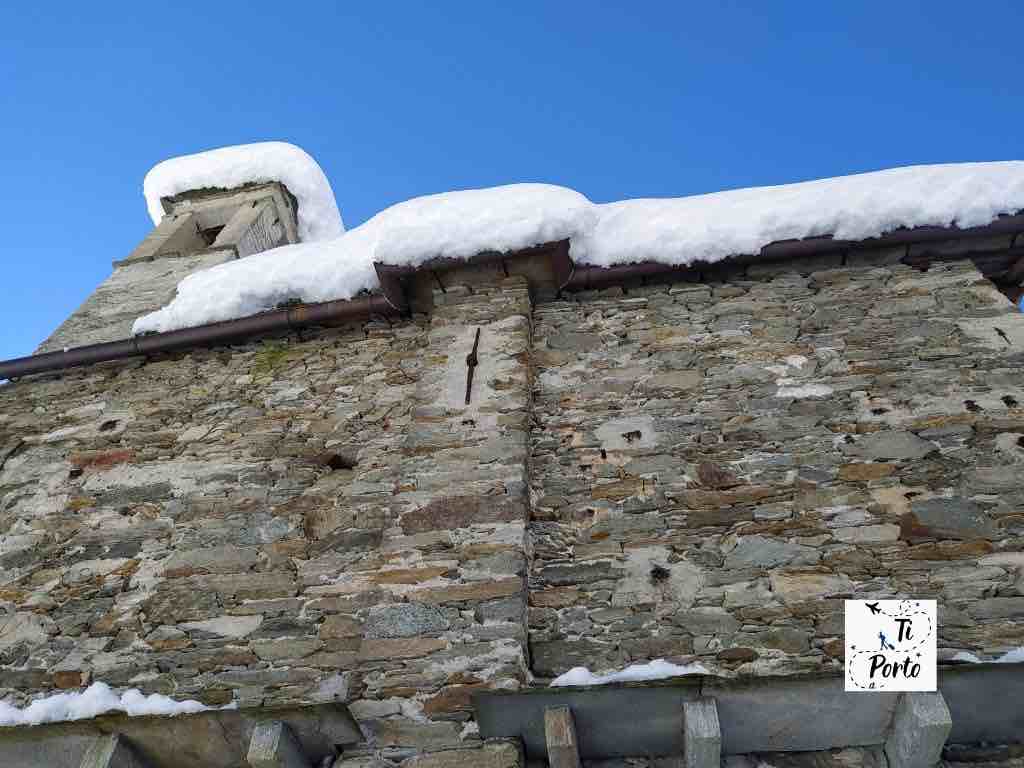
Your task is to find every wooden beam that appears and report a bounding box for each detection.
[683,698,721,768]
[247,721,313,768]
[544,706,582,768]
[79,734,151,768]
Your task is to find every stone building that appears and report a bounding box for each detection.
[1,153,1024,768]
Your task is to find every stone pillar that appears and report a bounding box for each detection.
[884,692,952,768]
[354,276,534,751]
[682,698,721,768]
[247,721,313,768]
[389,275,532,644]
[79,734,150,768]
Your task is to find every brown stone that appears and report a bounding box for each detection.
[906,540,994,559]
[358,638,447,661]
[320,615,363,639]
[697,461,739,490]
[408,579,522,604]
[401,742,523,768]
[52,670,85,689]
[838,463,896,481]
[717,647,759,662]
[68,449,135,471]
[422,683,486,715]
[401,496,523,533]
[682,485,781,509]
[529,587,580,608]
[823,638,844,659]
[371,566,452,584]
[592,477,649,501]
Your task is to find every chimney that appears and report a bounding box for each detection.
[36,181,300,354]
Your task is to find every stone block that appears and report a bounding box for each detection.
[247,721,312,768]
[884,692,951,768]
[363,603,449,639]
[545,706,582,768]
[79,734,150,768]
[903,499,997,541]
[682,698,721,768]
[400,740,523,767]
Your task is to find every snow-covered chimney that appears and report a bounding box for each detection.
[124,182,300,264]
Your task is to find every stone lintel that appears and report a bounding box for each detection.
[884,692,952,768]
[247,721,312,768]
[682,698,721,768]
[544,706,582,768]
[79,734,150,768]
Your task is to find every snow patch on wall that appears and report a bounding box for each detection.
[550,659,709,687]
[0,682,227,727]
[134,160,1024,334]
[143,142,344,243]
[952,647,1024,664]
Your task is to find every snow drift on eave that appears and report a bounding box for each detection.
[0,681,225,727]
[133,160,1024,334]
[143,142,344,242]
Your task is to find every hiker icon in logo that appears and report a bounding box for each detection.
[845,599,937,692]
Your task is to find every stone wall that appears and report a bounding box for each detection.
[528,254,1024,679]
[0,275,536,763]
[3,248,1024,763]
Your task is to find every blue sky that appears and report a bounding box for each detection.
[2,2,1022,360]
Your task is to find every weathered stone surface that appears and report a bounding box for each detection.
[319,615,363,639]
[769,573,853,604]
[363,603,449,639]
[408,579,522,604]
[400,741,522,767]
[903,499,997,540]
[683,698,721,768]
[358,637,447,660]
[400,495,523,533]
[724,536,818,569]
[843,432,936,461]
[530,638,618,677]
[885,692,952,768]
[5,248,1024,763]
[672,608,741,635]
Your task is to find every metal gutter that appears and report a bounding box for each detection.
[4,214,1024,381]
[558,213,1024,293]
[0,294,399,380]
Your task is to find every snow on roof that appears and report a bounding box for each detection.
[133,183,588,334]
[133,160,1024,335]
[549,659,709,687]
[580,162,1024,267]
[143,142,344,242]
[0,681,222,727]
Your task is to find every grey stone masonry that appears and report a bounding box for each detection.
[3,243,1024,765]
[528,258,1024,678]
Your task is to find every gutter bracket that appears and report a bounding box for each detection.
[373,263,413,314]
